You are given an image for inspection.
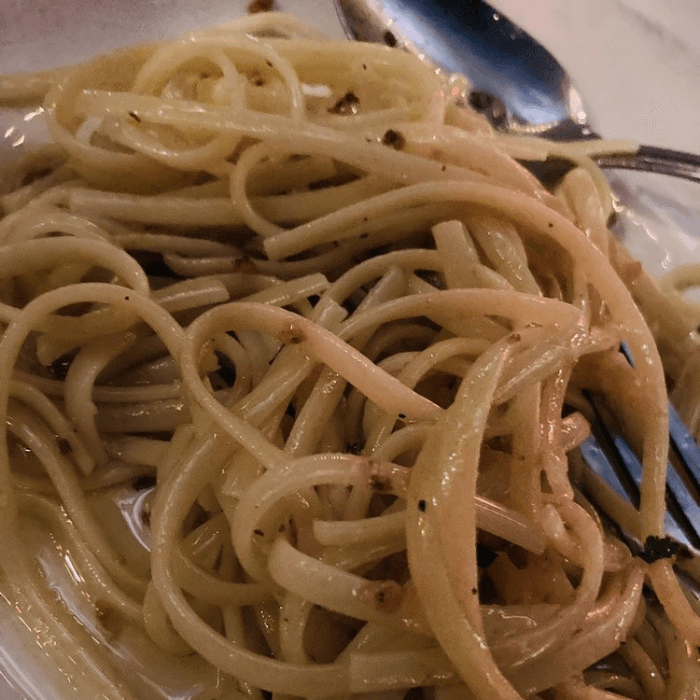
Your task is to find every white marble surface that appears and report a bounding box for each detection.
[0,0,699,697]
[492,0,700,153]
[488,0,700,273]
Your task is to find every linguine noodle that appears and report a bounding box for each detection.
[0,12,699,699]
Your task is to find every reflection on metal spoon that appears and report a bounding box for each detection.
[334,0,700,181]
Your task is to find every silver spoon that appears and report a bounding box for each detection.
[334,0,700,182]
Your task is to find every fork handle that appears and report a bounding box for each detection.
[594,145,700,183]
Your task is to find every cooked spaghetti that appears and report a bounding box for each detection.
[0,12,698,700]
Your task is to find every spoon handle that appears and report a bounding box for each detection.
[594,146,700,183]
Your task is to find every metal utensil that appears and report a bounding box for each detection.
[579,396,700,557]
[578,344,700,557]
[334,0,700,182]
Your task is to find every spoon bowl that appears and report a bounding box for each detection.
[334,0,700,180]
[335,0,589,135]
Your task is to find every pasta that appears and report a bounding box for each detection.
[0,11,699,700]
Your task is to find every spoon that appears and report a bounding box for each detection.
[333,0,700,182]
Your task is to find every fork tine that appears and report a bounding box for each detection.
[578,436,629,503]
[607,342,700,549]
[669,402,700,483]
[668,403,700,476]
[579,394,700,555]
[667,403,700,545]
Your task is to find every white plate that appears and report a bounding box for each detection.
[0,1,699,697]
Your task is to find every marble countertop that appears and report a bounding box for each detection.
[488,0,700,272]
[492,0,700,154]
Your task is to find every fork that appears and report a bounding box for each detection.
[576,392,700,560]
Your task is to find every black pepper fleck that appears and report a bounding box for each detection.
[467,90,507,127]
[381,129,405,150]
[328,91,360,115]
[247,0,274,12]
[639,535,681,564]
[383,31,397,47]
[417,499,427,512]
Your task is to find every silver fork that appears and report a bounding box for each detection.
[576,383,700,560]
